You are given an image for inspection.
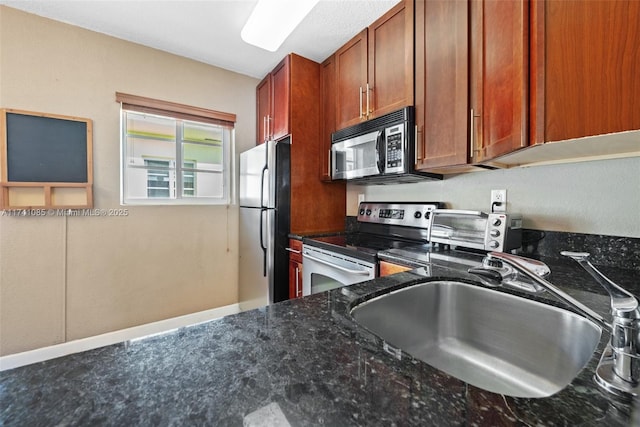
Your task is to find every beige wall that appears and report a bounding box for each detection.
[0,6,259,355]
[348,156,640,238]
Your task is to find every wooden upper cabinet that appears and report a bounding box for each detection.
[255,56,290,144]
[415,0,469,170]
[470,0,528,162]
[270,58,290,142]
[531,0,640,144]
[319,55,336,181]
[415,0,527,171]
[334,0,413,131]
[335,29,368,130]
[253,53,346,235]
[414,0,638,170]
[256,75,271,144]
[368,0,414,119]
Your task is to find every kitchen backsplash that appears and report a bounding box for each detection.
[518,230,640,271]
[345,216,640,271]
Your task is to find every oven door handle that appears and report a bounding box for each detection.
[303,253,371,275]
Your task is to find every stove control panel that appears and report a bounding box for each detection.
[357,202,443,229]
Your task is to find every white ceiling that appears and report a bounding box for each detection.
[0,0,400,79]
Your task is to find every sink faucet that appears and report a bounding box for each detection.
[486,251,640,398]
[561,251,640,395]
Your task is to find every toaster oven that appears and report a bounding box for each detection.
[429,209,522,252]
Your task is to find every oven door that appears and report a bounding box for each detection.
[331,130,382,180]
[302,245,375,296]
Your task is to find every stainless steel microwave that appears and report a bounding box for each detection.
[330,107,442,184]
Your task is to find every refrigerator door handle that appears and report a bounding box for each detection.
[259,208,267,277]
[260,165,268,208]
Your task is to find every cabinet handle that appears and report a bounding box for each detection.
[415,125,421,163]
[295,266,300,297]
[359,86,364,119]
[470,109,481,160]
[327,149,331,177]
[286,247,301,254]
[366,83,371,116]
[470,109,474,160]
[263,116,267,142]
[266,115,271,141]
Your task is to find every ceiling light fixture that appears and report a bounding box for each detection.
[241,0,320,52]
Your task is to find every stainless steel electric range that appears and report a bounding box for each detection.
[301,202,442,296]
[301,201,524,296]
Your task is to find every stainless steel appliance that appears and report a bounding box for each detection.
[239,138,290,308]
[429,209,523,252]
[302,202,442,296]
[302,245,376,295]
[330,107,442,184]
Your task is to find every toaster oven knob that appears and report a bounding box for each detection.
[492,218,502,227]
[366,209,372,216]
[414,211,422,219]
[488,240,500,249]
[359,208,365,216]
[490,229,501,238]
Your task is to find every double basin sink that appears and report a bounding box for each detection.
[351,280,602,398]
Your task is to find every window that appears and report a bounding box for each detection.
[144,159,171,198]
[117,93,236,205]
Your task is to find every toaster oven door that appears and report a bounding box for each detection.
[429,210,489,250]
[332,130,382,180]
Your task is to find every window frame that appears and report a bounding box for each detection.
[117,93,236,206]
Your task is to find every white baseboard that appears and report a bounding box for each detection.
[0,303,241,372]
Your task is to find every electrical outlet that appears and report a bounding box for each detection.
[491,189,507,212]
[358,193,366,205]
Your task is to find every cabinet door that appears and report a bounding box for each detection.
[271,57,290,141]
[335,29,368,130]
[415,0,469,170]
[470,0,528,162]
[532,0,640,144]
[368,0,414,119]
[288,259,303,299]
[288,239,303,299]
[256,75,271,144]
[319,55,336,181]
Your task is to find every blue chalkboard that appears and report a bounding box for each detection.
[5,112,89,183]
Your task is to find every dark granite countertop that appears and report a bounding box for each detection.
[2,256,640,426]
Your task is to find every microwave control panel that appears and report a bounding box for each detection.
[384,125,405,174]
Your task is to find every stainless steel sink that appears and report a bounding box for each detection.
[351,280,602,398]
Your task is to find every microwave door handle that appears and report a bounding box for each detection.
[376,130,384,173]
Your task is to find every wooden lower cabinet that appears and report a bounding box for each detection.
[379,260,412,277]
[288,239,303,299]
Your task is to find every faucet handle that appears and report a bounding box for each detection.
[561,250,639,319]
[560,251,591,261]
[486,252,551,278]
